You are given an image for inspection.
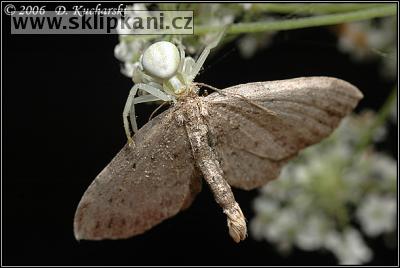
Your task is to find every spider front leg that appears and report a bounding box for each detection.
[172,37,186,72]
[188,29,226,82]
[175,41,197,85]
[123,83,175,146]
[171,37,197,78]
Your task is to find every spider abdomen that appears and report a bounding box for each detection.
[142,41,180,79]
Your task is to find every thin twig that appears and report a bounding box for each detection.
[250,3,388,15]
[194,5,396,35]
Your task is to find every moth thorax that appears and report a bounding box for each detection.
[165,74,187,95]
[141,41,180,79]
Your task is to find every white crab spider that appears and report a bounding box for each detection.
[123,31,225,146]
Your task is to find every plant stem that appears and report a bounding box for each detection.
[194,5,396,35]
[251,3,388,14]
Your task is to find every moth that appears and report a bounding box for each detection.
[74,76,363,243]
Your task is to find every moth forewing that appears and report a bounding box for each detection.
[205,77,363,190]
[74,109,201,240]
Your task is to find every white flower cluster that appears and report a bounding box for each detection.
[250,112,396,265]
[114,3,253,79]
[335,17,396,78]
[114,4,161,78]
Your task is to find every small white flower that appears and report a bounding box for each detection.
[263,208,298,243]
[117,18,133,36]
[356,194,396,237]
[295,214,328,250]
[240,3,253,10]
[114,41,132,62]
[324,228,372,265]
[237,33,275,59]
[129,3,147,12]
[291,193,313,211]
[372,125,388,142]
[370,153,397,183]
[237,35,259,59]
[120,61,137,77]
[253,197,279,215]
[260,180,288,201]
[293,165,312,185]
[117,4,150,36]
[114,39,147,63]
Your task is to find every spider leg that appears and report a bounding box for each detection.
[139,84,175,102]
[175,40,186,72]
[129,94,164,139]
[123,84,140,146]
[123,83,175,146]
[188,29,226,82]
[182,57,195,83]
[133,94,162,104]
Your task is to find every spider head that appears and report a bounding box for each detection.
[141,41,180,80]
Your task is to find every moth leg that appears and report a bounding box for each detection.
[123,84,174,146]
[183,102,247,243]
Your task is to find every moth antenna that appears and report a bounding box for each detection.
[194,82,278,116]
[194,82,223,94]
[148,101,168,122]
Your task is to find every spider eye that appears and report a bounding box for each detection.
[142,41,180,79]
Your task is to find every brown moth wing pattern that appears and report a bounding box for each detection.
[205,77,363,190]
[74,107,202,240]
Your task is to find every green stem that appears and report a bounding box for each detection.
[251,3,388,14]
[356,87,397,153]
[194,5,396,34]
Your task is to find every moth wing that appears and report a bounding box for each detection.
[74,108,201,240]
[205,77,363,190]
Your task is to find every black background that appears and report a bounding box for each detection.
[3,2,397,266]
